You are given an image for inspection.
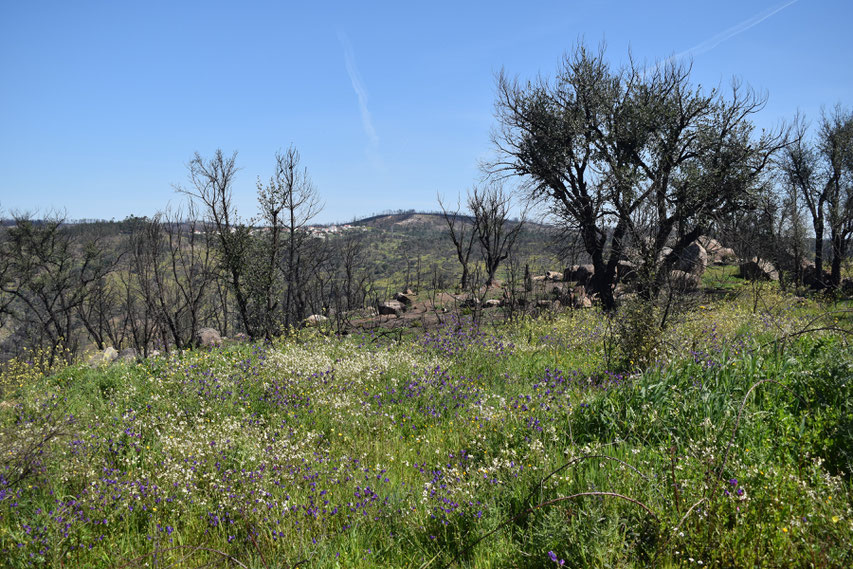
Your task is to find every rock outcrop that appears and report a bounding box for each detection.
[89,346,118,367]
[394,292,414,306]
[739,258,779,281]
[302,314,328,327]
[378,300,405,316]
[677,243,709,276]
[195,327,223,348]
[698,236,736,264]
[565,264,594,285]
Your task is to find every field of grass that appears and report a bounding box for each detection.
[1,291,851,568]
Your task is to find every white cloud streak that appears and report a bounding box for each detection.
[672,0,799,61]
[339,31,379,147]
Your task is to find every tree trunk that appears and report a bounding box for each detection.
[814,219,825,285]
[830,232,843,288]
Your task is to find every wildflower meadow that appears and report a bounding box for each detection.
[1,294,851,568]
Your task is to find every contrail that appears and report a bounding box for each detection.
[673,0,799,60]
[338,31,379,147]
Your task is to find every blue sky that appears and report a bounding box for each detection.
[1,0,850,223]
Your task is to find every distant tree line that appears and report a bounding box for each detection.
[0,146,378,363]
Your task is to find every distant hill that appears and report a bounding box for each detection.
[350,210,545,231]
[351,211,458,230]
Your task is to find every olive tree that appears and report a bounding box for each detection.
[491,43,785,309]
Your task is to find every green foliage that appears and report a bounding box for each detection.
[614,297,664,371]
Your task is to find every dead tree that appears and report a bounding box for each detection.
[438,194,476,290]
[0,213,114,361]
[176,150,257,338]
[779,107,853,289]
[468,183,526,286]
[258,146,324,330]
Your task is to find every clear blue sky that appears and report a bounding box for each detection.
[1,0,850,223]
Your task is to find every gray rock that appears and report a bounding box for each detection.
[717,247,736,263]
[571,284,592,308]
[739,257,779,281]
[118,348,138,362]
[565,264,594,285]
[378,300,405,316]
[482,299,502,309]
[89,346,118,367]
[394,292,414,306]
[195,327,223,348]
[545,270,563,281]
[698,236,736,264]
[677,243,709,276]
[302,314,328,327]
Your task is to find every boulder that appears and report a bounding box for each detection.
[89,346,118,367]
[571,285,592,308]
[394,292,414,306]
[717,248,736,263]
[565,264,594,285]
[698,236,736,264]
[302,314,328,327]
[677,243,709,276]
[378,300,405,316]
[482,299,502,309]
[545,270,563,281]
[739,257,779,281]
[195,327,223,348]
[508,297,528,308]
[118,347,138,362]
[536,299,553,309]
[669,269,701,291]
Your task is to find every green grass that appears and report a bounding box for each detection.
[1,291,851,568]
